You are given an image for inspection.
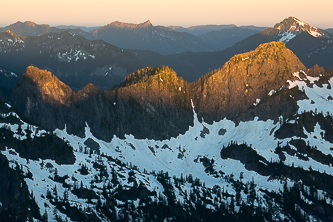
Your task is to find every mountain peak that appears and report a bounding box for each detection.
[139,20,152,27]
[5,30,14,35]
[21,66,73,106]
[2,29,24,40]
[11,21,51,29]
[273,16,328,39]
[0,21,55,36]
[193,41,306,123]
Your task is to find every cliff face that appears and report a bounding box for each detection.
[11,66,193,141]
[192,41,306,123]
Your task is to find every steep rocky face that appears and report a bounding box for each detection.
[192,42,306,123]
[11,66,77,134]
[11,66,193,141]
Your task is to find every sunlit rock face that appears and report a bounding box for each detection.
[191,41,306,123]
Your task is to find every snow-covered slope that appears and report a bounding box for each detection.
[1,68,333,221]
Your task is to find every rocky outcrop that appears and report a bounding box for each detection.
[191,41,306,123]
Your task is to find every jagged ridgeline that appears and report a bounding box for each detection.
[192,41,306,123]
[11,41,316,140]
[11,66,193,141]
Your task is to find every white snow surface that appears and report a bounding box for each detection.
[288,71,332,115]
[309,30,323,37]
[279,31,296,43]
[268,89,276,96]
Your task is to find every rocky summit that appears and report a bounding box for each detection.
[192,41,306,123]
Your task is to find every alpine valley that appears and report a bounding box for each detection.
[1,16,333,222]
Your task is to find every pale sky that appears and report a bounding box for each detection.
[2,0,332,28]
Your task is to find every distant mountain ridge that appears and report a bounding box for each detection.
[169,24,266,35]
[92,20,211,54]
[182,16,333,73]
[0,20,266,55]
[198,27,259,51]
[121,16,333,82]
[0,21,56,36]
[0,30,147,90]
[101,20,153,29]
[0,16,332,91]
[168,24,238,35]
[269,16,330,42]
[54,25,101,32]
[0,21,94,40]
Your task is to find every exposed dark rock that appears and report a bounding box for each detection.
[84,138,100,154]
[200,125,210,138]
[220,142,333,196]
[218,128,227,135]
[0,153,41,221]
[71,187,99,200]
[274,123,307,139]
[0,127,75,164]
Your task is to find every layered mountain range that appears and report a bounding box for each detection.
[0,16,332,92]
[0,21,94,40]
[222,17,333,69]
[0,30,147,90]
[1,16,333,221]
[92,20,209,54]
[1,38,333,221]
[0,20,263,55]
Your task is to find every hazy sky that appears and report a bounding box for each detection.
[2,0,332,28]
